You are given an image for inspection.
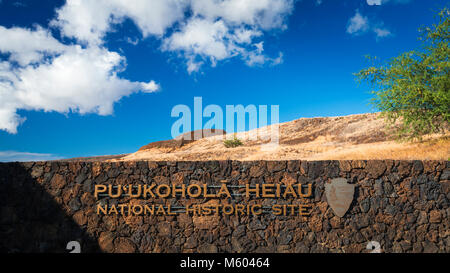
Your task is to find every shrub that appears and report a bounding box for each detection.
[355,7,449,141]
[223,136,243,148]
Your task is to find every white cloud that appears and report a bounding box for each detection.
[373,27,392,38]
[162,0,292,72]
[163,18,231,63]
[12,2,27,8]
[346,10,393,40]
[366,0,411,5]
[0,151,62,162]
[0,26,159,134]
[367,0,382,5]
[51,0,189,46]
[186,57,204,74]
[53,0,293,72]
[9,46,158,115]
[125,37,139,45]
[190,0,293,30]
[0,26,67,66]
[346,10,369,35]
[0,0,293,133]
[233,28,263,44]
[244,43,283,66]
[162,17,283,72]
[314,0,411,6]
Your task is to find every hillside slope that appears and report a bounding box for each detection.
[117,113,449,161]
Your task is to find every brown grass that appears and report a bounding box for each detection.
[114,113,450,162]
[310,137,450,160]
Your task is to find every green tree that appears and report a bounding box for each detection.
[355,7,449,140]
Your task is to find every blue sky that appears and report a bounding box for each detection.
[0,0,447,161]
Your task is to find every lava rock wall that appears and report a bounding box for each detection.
[0,160,448,253]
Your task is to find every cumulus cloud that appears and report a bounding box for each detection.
[0,26,159,134]
[189,0,293,30]
[163,0,293,72]
[51,0,189,45]
[162,18,277,72]
[53,0,293,72]
[346,9,393,40]
[163,19,231,63]
[0,0,293,133]
[0,26,67,66]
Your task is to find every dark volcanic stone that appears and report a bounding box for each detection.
[277,230,293,245]
[82,179,93,192]
[68,197,81,212]
[232,225,246,238]
[307,162,323,179]
[248,219,266,231]
[184,237,198,249]
[441,169,450,181]
[374,179,384,196]
[422,241,439,253]
[295,243,309,253]
[198,243,218,253]
[114,237,136,253]
[267,161,286,173]
[75,172,87,184]
[385,205,397,215]
[366,161,386,178]
[0,160,447,254]
[412,161,424,175]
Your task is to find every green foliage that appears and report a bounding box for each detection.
[223,136,243,148]
[355,7,450,141]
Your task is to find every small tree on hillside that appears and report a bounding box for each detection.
[223,135,243,148]
[355,7,449,141]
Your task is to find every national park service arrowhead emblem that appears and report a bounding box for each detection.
[325,178,355,217]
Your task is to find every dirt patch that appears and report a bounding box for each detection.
[138,129,227,152]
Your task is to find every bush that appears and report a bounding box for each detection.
[223,136,243,148]
[355,7,449,141]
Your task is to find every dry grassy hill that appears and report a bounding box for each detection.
[115,113,449,161]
